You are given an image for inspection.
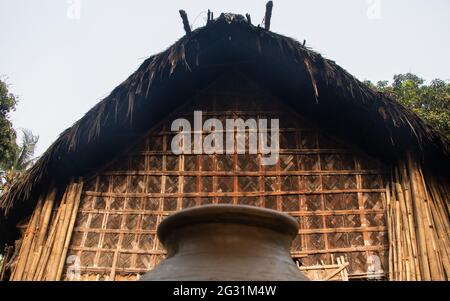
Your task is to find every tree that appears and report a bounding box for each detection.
[365,73,450,138]
[0,129,39,193]
[0,80,39,194]
[0,79,18,170]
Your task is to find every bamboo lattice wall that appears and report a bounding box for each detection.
[60,75,389,280]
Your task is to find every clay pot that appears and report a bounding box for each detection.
[140,204,308,281]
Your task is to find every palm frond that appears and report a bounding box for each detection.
[16,129,39,171]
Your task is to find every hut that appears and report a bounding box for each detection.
[0,7,449,281]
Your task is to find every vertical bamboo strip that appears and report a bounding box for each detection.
[385,183,394,281]
[56,181,83,280]
[10,197,44,280]
[21,195,47,280]
[32,183,71,280]
[407,155,442,280]
[387,153,449,281]
[427,181,450,276]
[44,201,68,279]
[389,181,398,280]
[428,199,450,276]
[395,181,412,281]
[33,200,64,280]
[419,168,447,280]
[26,188,57,280]
[399,162,421,280]
[406,156,431,280]
[46,181,77,280]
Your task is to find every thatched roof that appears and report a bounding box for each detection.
[1,13,449,245]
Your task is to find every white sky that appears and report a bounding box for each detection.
[1,0,449,156]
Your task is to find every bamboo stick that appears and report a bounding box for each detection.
[395,170,415,280]
[22,196,45,280]
[389,181,398,280]
[411,157,441,280]
[429,199,450,277]
[35,185,70,280]
[46,182,76,280]
[385,183,394,281]
[33,202,63,280]
[395,186,403,280]
[44,202,67,280]
[419,168,447,280]
[406,155,431,280]
[10,198,43,280]
[56,181,83,280]
[427,181,450,276]
[26,188,57,280]
[399,162,421,280]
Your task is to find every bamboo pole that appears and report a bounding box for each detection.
[385,183,394,281]
[411,156,442,280]
[22,196,45,280]
[10,197,43,280]
[25,188,57,280]
[419,168,447,280]
[389,181,399,280]
[56,181,83,280]
[385,153,450,281]
[406,155,431,280]
[396,181,412,281]
[427,181,450,277]
[429,200,450,277]
[395,196,403,280]
[34,186,70,280]
[46,182,76,280]
[399,162,421,280]
[44,202,67,280]
[33,203,63,280]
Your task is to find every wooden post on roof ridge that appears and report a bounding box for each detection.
[179,10,191,35]
[264,1,273,30]
[246,13,252,24]
[207,10,214,25]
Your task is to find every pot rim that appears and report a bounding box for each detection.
[157,204,299,244]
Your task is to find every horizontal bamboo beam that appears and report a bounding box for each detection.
[100,170,386,177]
[71,225,386,236]
[76,208,385,216]
[292,245,388,255]
[83,189,386,198]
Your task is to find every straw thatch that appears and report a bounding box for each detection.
[1,13,449,247]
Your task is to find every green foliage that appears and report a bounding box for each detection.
[0,129,39,194]
[0,80,39,194]
[3,129,39,172]
[0,79,18,170]
[365,73,450,138]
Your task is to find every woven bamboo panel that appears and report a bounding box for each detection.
[62,75,388,281]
